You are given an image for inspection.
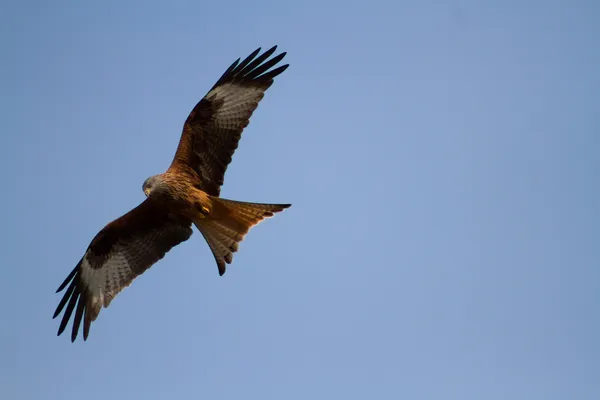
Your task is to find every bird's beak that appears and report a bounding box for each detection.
[144,188,150,197]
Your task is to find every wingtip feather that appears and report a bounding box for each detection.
[56,264,79,293]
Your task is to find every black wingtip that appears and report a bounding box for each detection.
[56,264,79,293]
[71,295,85,342]
[53,275,78,319]
[83,315,91,341]
[243,51,288,80]
[212,46,289,90]
[57,322,67,337]
[56,275,80,340]
[234,48,261,76]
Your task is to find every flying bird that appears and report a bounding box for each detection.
[53,46,291,342]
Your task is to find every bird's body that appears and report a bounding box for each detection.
[143,171,212,218]
[53,46,291,342]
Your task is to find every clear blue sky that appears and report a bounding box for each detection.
[1,1,599,399]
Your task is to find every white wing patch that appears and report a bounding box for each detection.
[207,83,265,119]
[79,251,134,317]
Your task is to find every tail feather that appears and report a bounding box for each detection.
[195,197,290,275]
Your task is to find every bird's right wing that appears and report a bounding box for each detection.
[168,46,289,196]
[53,199,193,342]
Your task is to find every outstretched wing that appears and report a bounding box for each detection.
[53,199,193,342]
[169,46,289,196]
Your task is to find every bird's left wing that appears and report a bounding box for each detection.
[53,199,193,342]
[168,46,289,196]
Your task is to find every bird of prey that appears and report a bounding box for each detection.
[53,46,291,342]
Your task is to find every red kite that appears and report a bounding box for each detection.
[53,46,291,342]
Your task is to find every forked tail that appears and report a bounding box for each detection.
[194,197,291,275]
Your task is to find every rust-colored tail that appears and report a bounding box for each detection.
[194,197,291,275]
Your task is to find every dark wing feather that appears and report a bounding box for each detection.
[169,46,289,196]
[53,199,193,342]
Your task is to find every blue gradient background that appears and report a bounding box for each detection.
[1,1,599,399]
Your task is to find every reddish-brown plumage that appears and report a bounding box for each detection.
[169,45,288,196]
[53,46,292,342]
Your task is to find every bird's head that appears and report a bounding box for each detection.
[142,175,162,197]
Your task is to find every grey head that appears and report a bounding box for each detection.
[142,175,162,197]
